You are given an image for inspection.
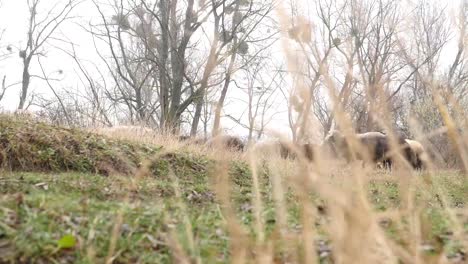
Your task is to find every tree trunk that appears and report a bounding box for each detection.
[191,97,203,136]
[212,48,237,136]
[167,0,184,132]
[18,57,32,110]
[158,0,171,130]
[190,15,220,136]
[247,126,254,144]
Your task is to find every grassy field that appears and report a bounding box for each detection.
[0,116,467,263]
[0,170,467,263]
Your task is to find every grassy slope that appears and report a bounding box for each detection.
[0,115,161,175]
[0,115,467,263]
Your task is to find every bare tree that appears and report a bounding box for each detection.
[225,53,282,143]
[400,0,467,167]
[286,0,449,137]
[89,0,275,135]
[190,0,276,135]
[245,68,281,142]
[211,5,278,136]
[446,1,468,102]
[36,57,73,125]
[0,76,8,102]
[279,74,300,142]
[66,43,113,126]
[0,1,17,104]
[17,0,80,110]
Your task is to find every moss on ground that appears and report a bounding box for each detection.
[0,114,161,175]
[0,171,466,263]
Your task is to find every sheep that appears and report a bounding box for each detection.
[301,143,315,162]
[405,139,428,170]
[380,132,415,170]
[355,132,391,165]
[277,140,294,159]
[253,140,292,159]
[254,140,315,162]
[378,132,424,170]
[178,135,192,141]
[178,135,207,145]
[206,135,245,152]
[323,130,411,169]
[268,140,316,162]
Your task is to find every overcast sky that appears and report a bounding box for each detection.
[0,0,100,108]
[0,0,293,137]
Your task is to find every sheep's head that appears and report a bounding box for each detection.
[324,130,344,145]
[322,130,347,158]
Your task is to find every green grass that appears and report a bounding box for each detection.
[0,115,467,263]
[0,172,219,263]
[0,114,161,175]
[0,170,466,263]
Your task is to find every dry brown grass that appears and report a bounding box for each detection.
[2,1,466,263]
[133,2,468,263]
[0,113,466,263]
[89,123,463,263]
[90,126,246,161]
[86,114,467,263]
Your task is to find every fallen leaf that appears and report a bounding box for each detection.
[57,234,76,249]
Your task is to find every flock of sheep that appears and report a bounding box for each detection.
[322,130,427,170]
[182,130,428,170]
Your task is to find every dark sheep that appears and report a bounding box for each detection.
[377,132,422,170]
[193,138,208,145]
[405,139,427,170]
[178,135,192,141]
[356,132,391,165]
[301,143,315,162]
[278,141,293,159]
[378,132,414,169]
[323,130,410,169]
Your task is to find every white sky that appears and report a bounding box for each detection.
[0,0,463,138]
[0,0,292,137]
[0,0,100,107]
